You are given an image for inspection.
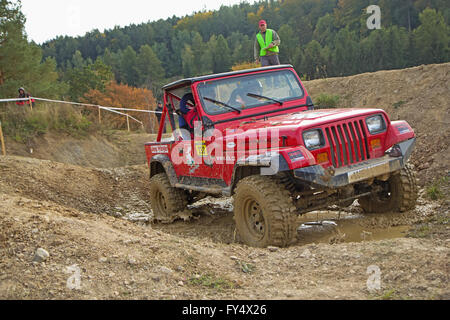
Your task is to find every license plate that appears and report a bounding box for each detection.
[348,162,390,183]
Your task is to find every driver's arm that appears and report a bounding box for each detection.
[179,95,193,115]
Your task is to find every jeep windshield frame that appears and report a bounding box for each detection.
[196,69,305,116]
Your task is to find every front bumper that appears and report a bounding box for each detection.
[294,138,416,188]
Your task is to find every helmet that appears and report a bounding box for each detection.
[18,87,25,93]
[246,80,263,95]
[202,85,216,98]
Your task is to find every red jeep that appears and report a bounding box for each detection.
[145,65,417,248]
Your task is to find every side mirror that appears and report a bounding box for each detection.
[306,96,315,111]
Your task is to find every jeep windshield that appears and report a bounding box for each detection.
[197,69,304,116]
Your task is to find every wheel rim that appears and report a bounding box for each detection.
[242,197,265,240]
[155,189,168,214]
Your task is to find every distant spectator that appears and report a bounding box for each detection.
[155,101,163,123]
[16,87,35,107]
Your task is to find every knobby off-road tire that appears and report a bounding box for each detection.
[149,173,188,223]
[359,164,418,213]
[234,175,298,248]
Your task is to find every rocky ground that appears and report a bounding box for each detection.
[0,155,448,300]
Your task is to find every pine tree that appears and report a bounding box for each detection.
[0,0,66,98]
[120,46,138,86]
[413,8,449,64]
[67,58,113,101]
[136,44,165,98]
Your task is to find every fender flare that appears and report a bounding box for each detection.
[150,154,179,186]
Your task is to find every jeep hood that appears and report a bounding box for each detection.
[225,108,387,132]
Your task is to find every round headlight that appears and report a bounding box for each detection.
[366,115,384,134]
[303,130,323,149]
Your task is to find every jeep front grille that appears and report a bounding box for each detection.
[324,120,371,168]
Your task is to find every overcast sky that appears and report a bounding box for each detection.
[19,0,257,44]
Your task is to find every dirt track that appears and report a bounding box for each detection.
[0,64,449,300]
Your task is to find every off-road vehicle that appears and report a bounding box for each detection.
[145,65,417,248]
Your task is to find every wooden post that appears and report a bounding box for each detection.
[98,107,102,124]
[29,97,33,111]
[126,115,130,132]
[0,121,6,156]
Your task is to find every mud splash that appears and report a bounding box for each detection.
[148,197,415,246]
[296,212,411,245]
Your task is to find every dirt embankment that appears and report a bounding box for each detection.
[305,63,450,185]
[0,63,449,300]
[3,131,151,169]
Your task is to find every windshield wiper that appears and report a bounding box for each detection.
[204,97,241,114]
[247,93,283,106]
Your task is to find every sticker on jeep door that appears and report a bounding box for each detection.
[151,145,169,154]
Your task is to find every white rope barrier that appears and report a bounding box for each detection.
[0,97,146,126]
[0,97,167,114]
[98,106,143,125]
[0,98,32,102]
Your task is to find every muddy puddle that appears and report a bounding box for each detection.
[146,197,413,246]
[296,210,411,245]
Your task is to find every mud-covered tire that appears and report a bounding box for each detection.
[359,164,418,213]
[149,173,188,223]
[233,175,298,248]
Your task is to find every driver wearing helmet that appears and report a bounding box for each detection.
[243,80,264,104]
[247,80,263,95]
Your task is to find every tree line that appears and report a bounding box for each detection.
[1,0,449,105]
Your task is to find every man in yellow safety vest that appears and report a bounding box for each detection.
[254,20,281,67]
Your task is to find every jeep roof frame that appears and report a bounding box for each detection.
[162,64,294,91]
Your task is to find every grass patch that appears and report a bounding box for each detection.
[393,100,407,109]
[379,289,398,300]
[0,103,93,142]
[236,260,256,274]
[374,288,410,300]
[408,224,431,238]
[426,176,448,200]
[314,93,340,109]
[189,274,236,290]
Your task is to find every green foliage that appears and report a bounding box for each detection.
[426,176,448,200]
[0,103,92,142]
[413,8,449,64]
[378,289,401,300]
[33,0,450,87]
[66,57,113,101]
[236,260,256,274]
[314,93,341,108]
[188,274,236,290]
[393,100,406,109]
[0,0,67,99]
[136,44,165,88]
